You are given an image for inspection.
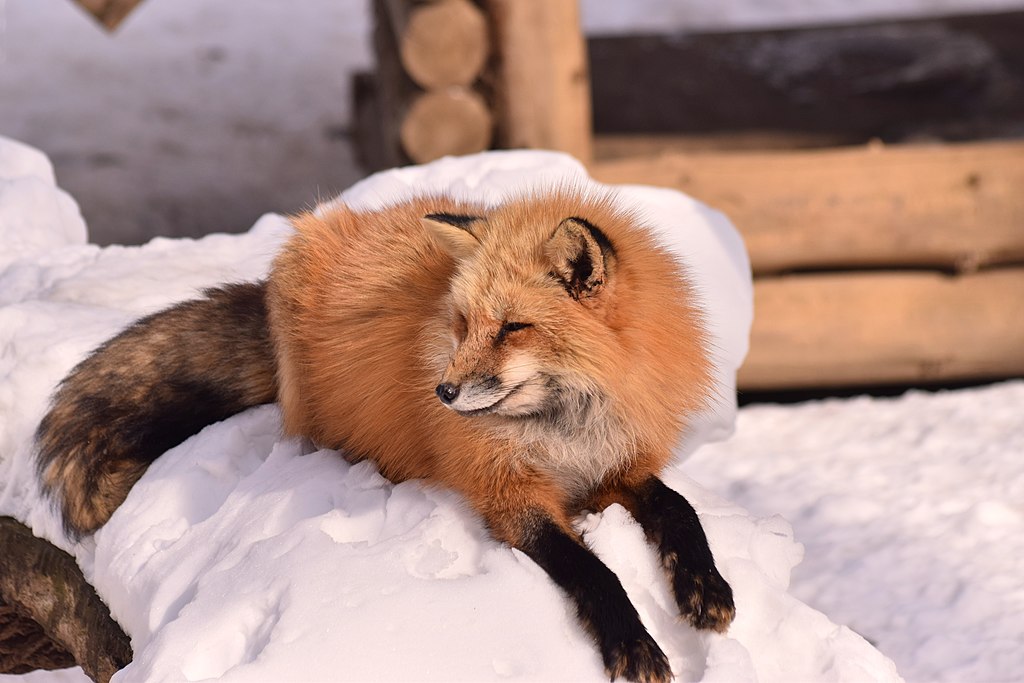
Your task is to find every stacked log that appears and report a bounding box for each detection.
[592,140,1024,390]
[358,0,493,168]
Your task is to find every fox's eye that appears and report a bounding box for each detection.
[495,321,532,344]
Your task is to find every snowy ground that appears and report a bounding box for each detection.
[0,138,913,682]
[685,381,1024,682]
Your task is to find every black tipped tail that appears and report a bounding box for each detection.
[35,281,278,538]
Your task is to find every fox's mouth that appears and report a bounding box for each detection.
[453,381,527,416]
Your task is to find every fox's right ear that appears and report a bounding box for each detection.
[422,213,484,260]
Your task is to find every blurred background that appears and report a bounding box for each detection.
[0,0,1020,244]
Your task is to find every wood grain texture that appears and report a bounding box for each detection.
[0,517,131,681]
[385,0,489,89]
[592,140,1024,275]
[485,0,593,163]
[400,87,493,163]
[739,269,1024,390]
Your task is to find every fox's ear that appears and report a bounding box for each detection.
[545,217,614,301]
[422,213,484,260]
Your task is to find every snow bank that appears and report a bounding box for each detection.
[685,381,1024,682]
[0,137,900,682]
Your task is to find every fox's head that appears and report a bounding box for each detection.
[420,192,681,437]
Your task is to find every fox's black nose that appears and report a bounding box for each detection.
[435,383,460,405]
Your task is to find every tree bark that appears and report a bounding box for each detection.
[0,517,131,682]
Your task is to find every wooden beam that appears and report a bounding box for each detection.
[739,269,1024,390]
[588,11,1024,141]
[484,0,593,163]
[591,140,1024,275]
[70,0,144,31]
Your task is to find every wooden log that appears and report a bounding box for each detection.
[591,140,1024,275]
[352,72,408,172]
[370,0,492,167]
[588,11,1024,141]
[400,87,493,163]
[71,0,145,31]
[0,517,131,681]
[0,600,75,674]
[484,0,593,163]
[739,269,1024,390]
[384,0,489,89]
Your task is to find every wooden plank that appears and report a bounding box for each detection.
[385,0,489,89]
[738,269,1024,390]
[70,0,144,31]
[484,0,593,163]
[588,11,1024,141]
[591,140,1024,275]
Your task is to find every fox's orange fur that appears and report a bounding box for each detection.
[269,191,712,546]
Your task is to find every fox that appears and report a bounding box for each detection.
[37,190,734,683]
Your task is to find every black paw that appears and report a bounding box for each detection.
[604,633,673,683]
[673,566,735,633]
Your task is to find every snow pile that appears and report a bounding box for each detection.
[0,136,899,682]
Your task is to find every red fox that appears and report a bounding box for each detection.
[37,190,734,683]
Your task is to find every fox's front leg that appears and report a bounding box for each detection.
[594,475,735,633]
[472,479,673,683]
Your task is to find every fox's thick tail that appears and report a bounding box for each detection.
[35,281,278,538]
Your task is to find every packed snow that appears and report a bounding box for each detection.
[0,137,907,682]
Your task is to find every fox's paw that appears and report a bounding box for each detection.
[673,566,735,633]
[603,633,673,683]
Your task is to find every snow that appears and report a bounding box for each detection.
[0,137,903,682]
[685,382,1024,682]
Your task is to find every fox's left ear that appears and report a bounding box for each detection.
[422,213,485,260]
[545,217,615,302]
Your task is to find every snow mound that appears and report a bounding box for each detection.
[0,138,900,682]
[0,135,87,270]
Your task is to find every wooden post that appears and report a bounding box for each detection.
[485,0,593,163]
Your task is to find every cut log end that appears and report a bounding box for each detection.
[399,0,490,89]
[400,88,493,163]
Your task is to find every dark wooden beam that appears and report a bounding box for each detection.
[589,11,1024,143]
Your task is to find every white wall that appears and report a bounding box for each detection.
[0,0,372,244]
